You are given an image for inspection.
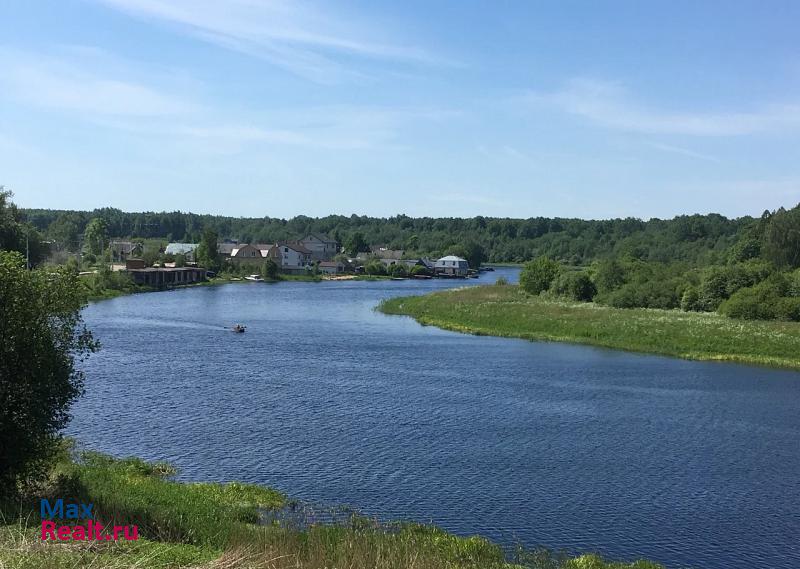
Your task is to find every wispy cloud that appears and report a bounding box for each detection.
[527,78,800,136]
[0,46,456,154]
[0,47,198,116]
[644,142,721,163]
[91,0,452,82]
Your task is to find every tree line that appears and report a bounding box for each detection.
[20,204,790,267]
[518,203,800,322]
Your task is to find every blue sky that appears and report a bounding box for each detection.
[1,1,799,219]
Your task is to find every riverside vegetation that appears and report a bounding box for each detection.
[379,284,800,369]
[0,443,665,569]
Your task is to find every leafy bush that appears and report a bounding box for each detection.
[680,286,702,311]
[387,263,407,277]
[520,256,561,295]
[592,259,626,293]
[551,271,596,301]
[602,279,680,309]
[365,260,387,275]
[495,276,509,286]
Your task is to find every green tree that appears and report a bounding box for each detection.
[261,258,279,280]
[520,256,561,295]
[83,217,109,257]
[345,231,367,257]
[195,228,220,271]
[762,204,800,268]
[592,259,626,294]
[551,271,596,301]
[174,253,186,267]
[365,260,386,275]
[388,263,407,277]
[0,251,97,495]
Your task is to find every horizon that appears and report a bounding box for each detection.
[3,1,800,219]
[20,200,797,224]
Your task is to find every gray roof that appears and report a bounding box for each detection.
[165,243,199,255]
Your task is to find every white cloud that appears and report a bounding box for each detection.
[91,0,452,82]
[0,47,457,153]
[527,78,800,136]
[0,48,197,116]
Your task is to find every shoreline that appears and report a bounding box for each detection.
[378,284,800,371]
[0,446,663,569]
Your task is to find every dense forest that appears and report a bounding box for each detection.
[19,203,795,266]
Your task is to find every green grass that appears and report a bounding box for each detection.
[0,449,665,569]
[379,284,800,370]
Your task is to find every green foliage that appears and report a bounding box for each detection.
[365,260,387,275]
[520,256,561,295]
[495,276,509,286]
[0,252,98,496]
[761,205,800,268]
[680,286,702,311]
[410,264,431,276]
[195,228,220,272]
[345,231,367,256]
[387,263,408,277]
[380,285,800,369]
[446,240,485,269]
[84,217,109,256]
[261,258,279,280]
[551,271,596,301]
[592,259,626,294]
[174,253,186,267]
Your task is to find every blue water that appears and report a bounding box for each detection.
[71,267,800,569]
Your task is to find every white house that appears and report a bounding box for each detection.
[298,234,338,261]
[434,255,469,277]
[269,242,312,272]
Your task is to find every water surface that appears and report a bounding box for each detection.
[72,268,800,569]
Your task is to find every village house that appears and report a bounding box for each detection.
[318,260,346,274]
[268,242,313,273]
[165,243,199,262]
[434,255,470,277]
[298,234,339,261]
[109,240,143,262]
[229,244,266,263]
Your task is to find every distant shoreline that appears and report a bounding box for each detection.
[378,284,800,371]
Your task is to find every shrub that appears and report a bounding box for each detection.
[364,261,386,276]
[551,271,596,301]
[592,259,626,293]
[495,276,509,286]
[387,263,407,277]
[776,297,800,322]
[717,276,788,320]
[680,286,702,311]
[520,256,561,295]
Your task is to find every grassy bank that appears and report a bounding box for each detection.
[1,448,663,569]
[379,284,800,370]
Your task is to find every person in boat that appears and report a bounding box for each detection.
[232,324,246,333]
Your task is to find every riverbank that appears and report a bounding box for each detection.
[1,447,662,569]
[378,284,800,370]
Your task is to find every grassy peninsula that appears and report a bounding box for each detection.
[379,284,800,370]
[1,447,663,569]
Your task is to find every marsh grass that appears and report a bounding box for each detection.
[378,284,800,370]
[0,449,665,569]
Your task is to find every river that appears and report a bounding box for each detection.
[71,267,800,569]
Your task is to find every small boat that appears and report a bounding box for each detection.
[232,324,246,333]
[245,274,263,282]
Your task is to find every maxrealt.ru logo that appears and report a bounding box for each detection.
[40,499,138,541]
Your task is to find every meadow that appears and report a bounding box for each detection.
[379,284,800,370]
